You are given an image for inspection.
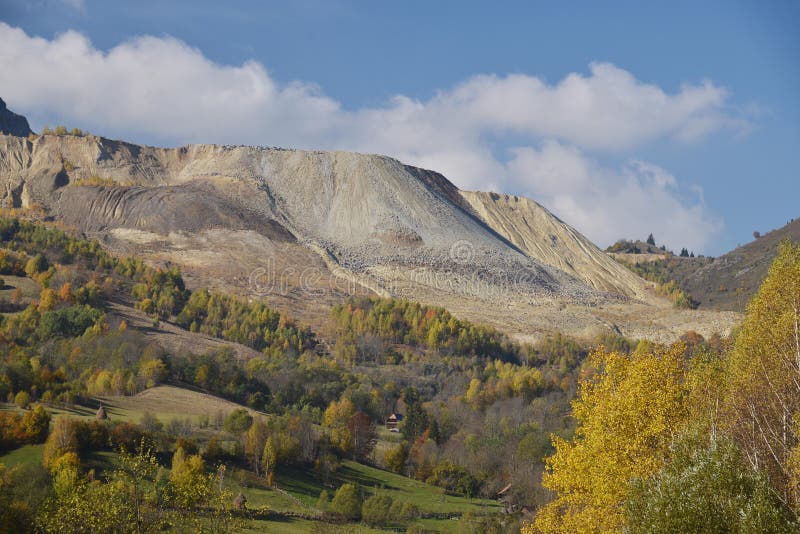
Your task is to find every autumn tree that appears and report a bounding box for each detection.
[348,411,377,461]
[43,417,78,469]
[723,240,800,510]
[13,390,30,409]
[169,446,208,509]
[533,344,690,533]
[323,397,356,454]
[384,441,409,474]
[244,418,268,475]
[261,437,277,487]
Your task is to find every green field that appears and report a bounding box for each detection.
[0,443,44,468]
[98,385,264,424]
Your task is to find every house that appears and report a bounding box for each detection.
[385,413,403,431]
[497,483,518,513]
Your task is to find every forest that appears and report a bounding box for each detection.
[0,217,798,532]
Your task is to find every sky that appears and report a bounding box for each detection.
[0,0,798,256]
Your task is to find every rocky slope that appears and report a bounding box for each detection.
[0,101,740,341]
[460,191,651,299]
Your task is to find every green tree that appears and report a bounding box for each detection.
[626,435,794,533]
[385,442,409,474]
[362,493,393,526]
[331,483,362,520]
[14,391,30,410]
[223,408,253,434]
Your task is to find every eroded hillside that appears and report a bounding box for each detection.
[0,118,740,341]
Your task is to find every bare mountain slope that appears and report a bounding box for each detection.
[0,133,594,296]
[460,191,651,299]
[0,101,740,341]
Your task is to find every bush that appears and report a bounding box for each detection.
[390,500,419,521]
[14,391,30,409]
[331,483,361,520]
[362,493,393,526]
[316,489,329,510]
[426,461,479,497]
[385,441,409,473]
[224,409,253,434]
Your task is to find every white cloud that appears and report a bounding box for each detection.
[506,143,722,252]
[0,23,733,252]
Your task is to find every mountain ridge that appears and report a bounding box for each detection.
[0,100,740,341]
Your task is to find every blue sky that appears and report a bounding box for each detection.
[1,0,798,255]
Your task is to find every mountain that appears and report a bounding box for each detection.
[460,191,650,299]
[0,98,32,137]
[673,219,800,311]
[0,101,740,341]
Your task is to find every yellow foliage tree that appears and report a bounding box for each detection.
[322,397,356,454]
[43,417,78,470]
[723,240,800,509]
[169,447,208,509]
[39,288,57,311]
[532,344,690,533]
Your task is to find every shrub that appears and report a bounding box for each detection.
[14,391,30,410]
[390,500,419,521]
[316,489,329,510]
[362,493,393,526]
[331,483,361,520]
[426,461,479,497]
[224,409,253,434]
[385,442,409,473]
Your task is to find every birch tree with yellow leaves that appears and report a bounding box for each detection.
[530,343,690,533]
[723,240,800,510]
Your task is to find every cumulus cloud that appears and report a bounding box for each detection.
[506,143,722,252]
[0,23,734,252]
